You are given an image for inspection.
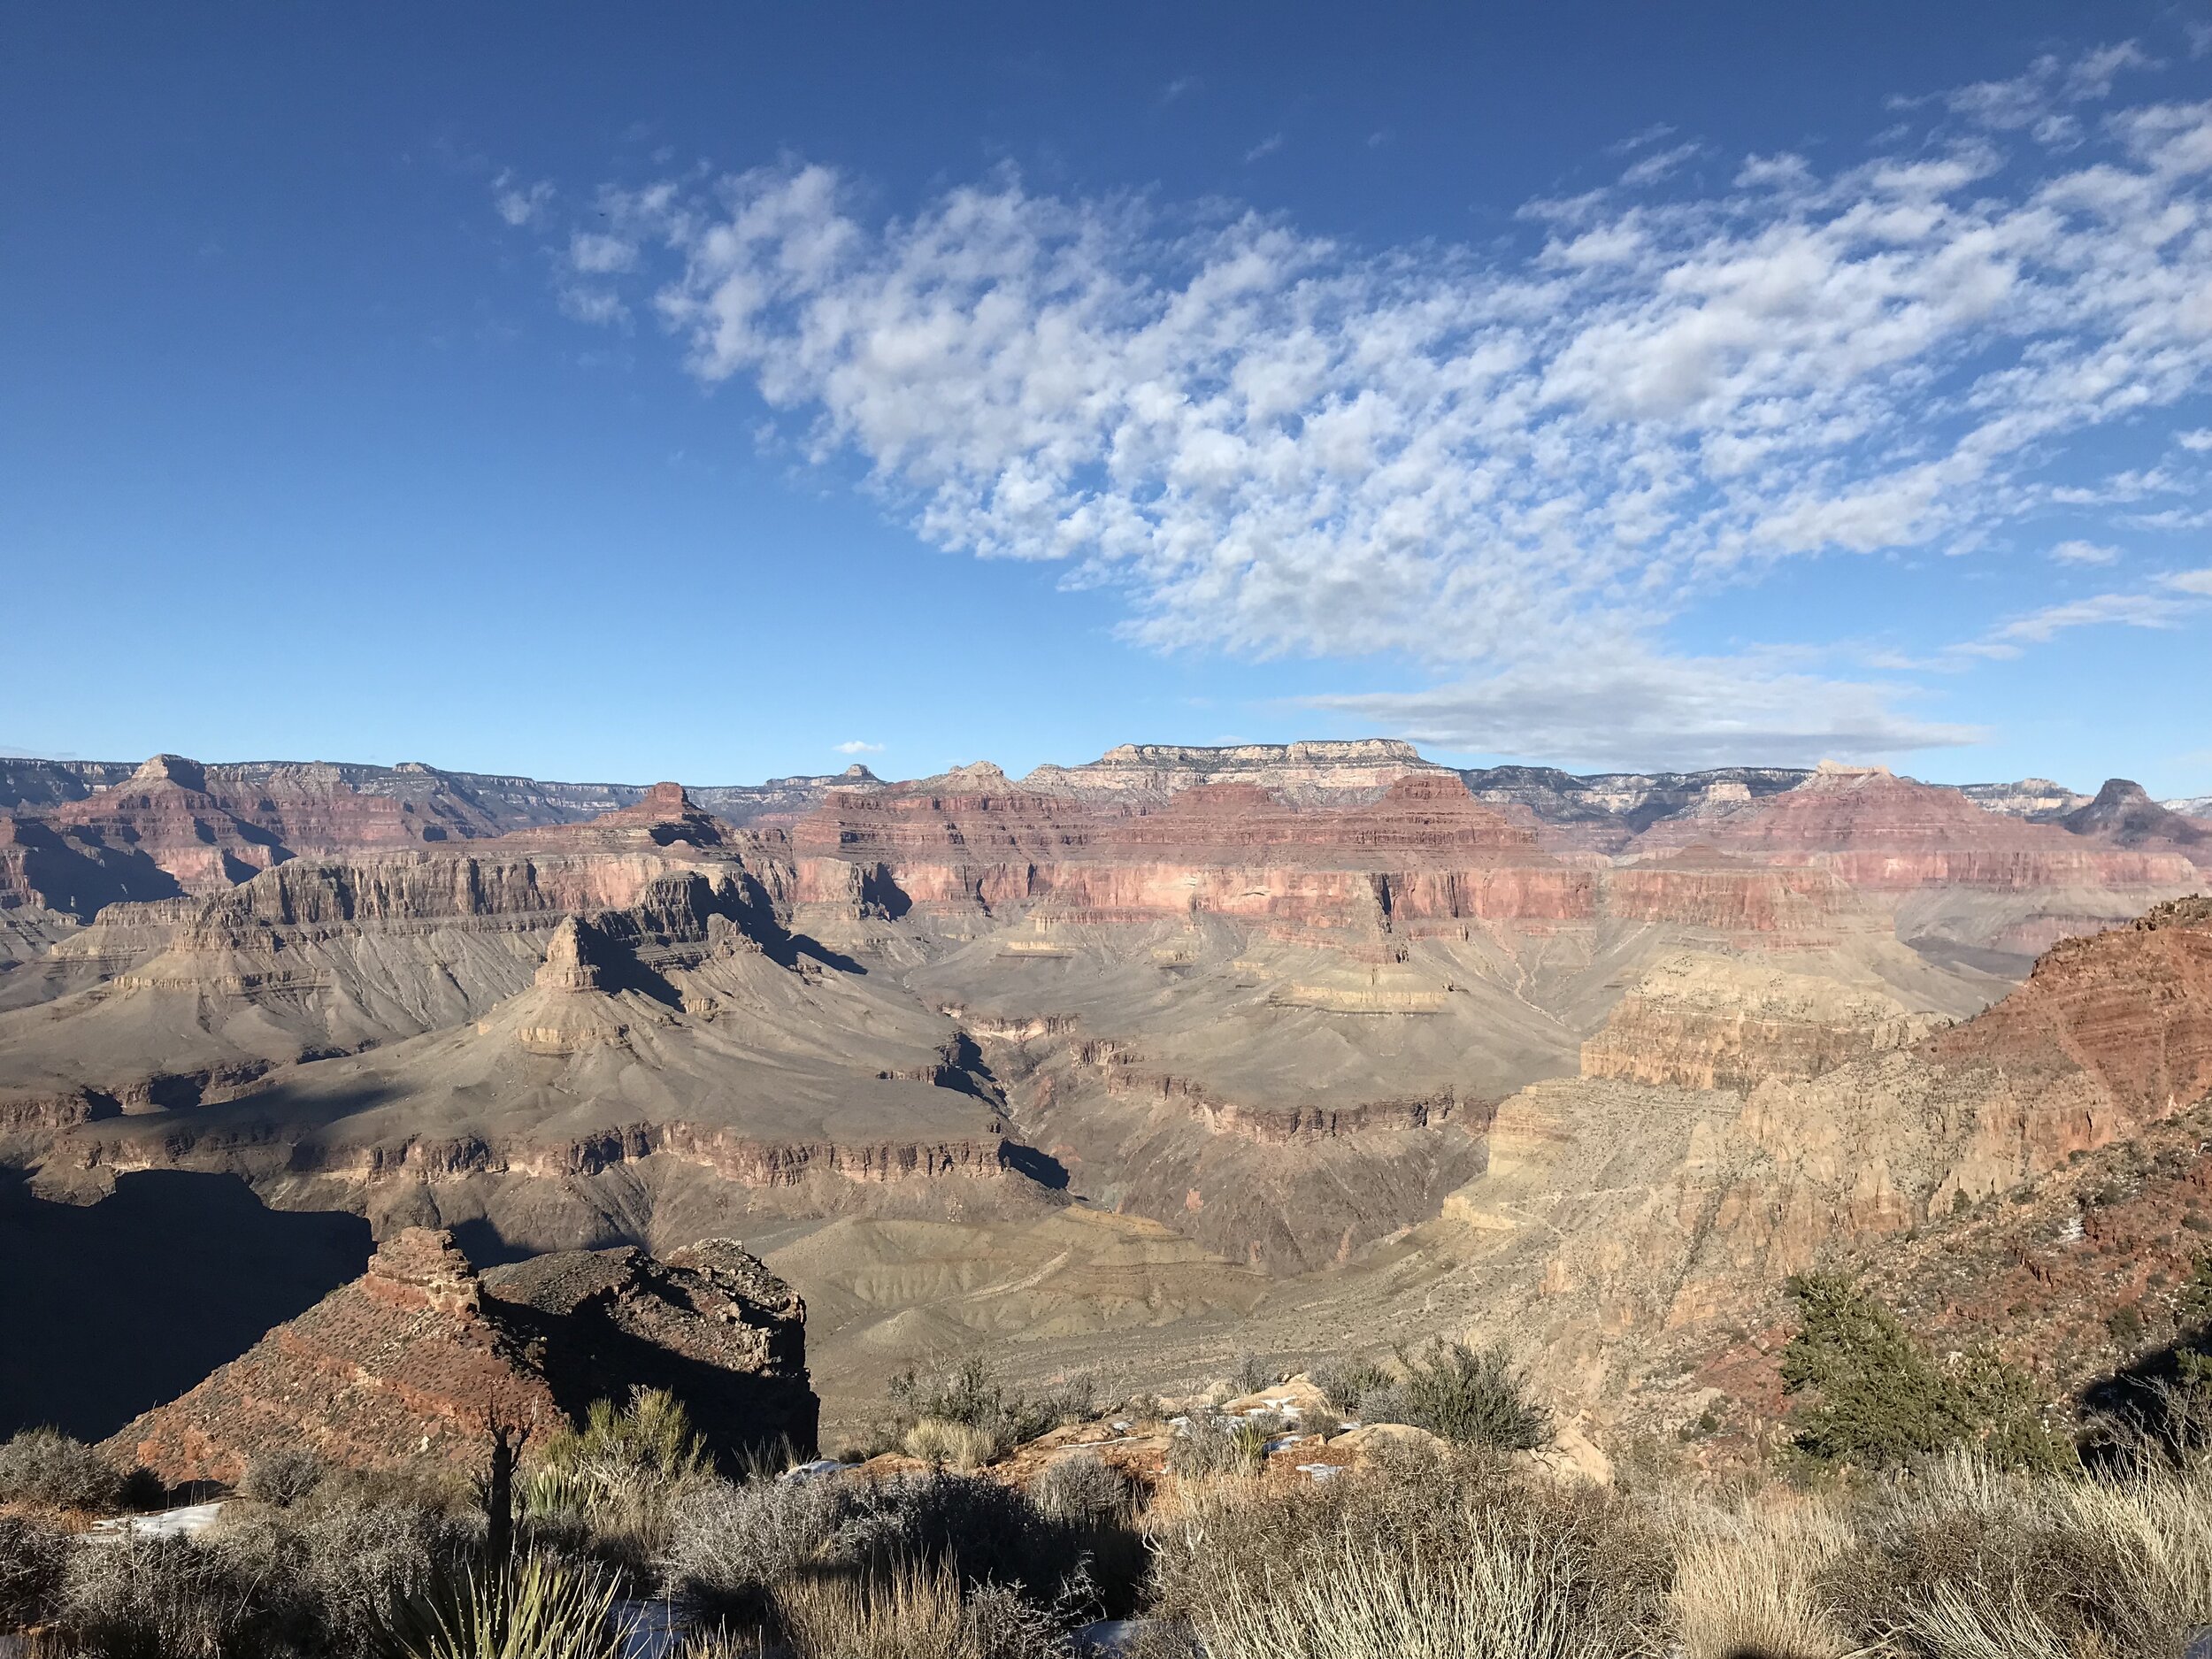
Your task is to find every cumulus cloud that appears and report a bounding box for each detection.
[520,42,2212,764]
[833,740,886,754]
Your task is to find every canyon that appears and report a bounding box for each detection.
[0,739,2207,1440]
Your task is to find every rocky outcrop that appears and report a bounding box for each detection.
[105,1226,816,1484]
[481,1240,816,1458]
[1580,954,1935,1093]
[0,813,181,917]
[1928,894,2212,1123]
[105,1227,563,1485]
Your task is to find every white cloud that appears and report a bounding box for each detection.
[833,740,885,754]
[1306,652,1982,770]
[494,174,553,227]
[2178,428,2212,451]
[1243,133,1285,164]
[2162,567,2212,595]
[557,285,626,325]
[1610,123,1677,155]
[569,231,638,274]
[1619,142,1700,188]
[1958,585,2199,656]
[529,55,2212,764]
[2050,539,2120,564]
[1941,42,2154,131]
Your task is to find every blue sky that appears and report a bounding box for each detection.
[4,4,2210,793]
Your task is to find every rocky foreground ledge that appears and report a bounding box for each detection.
[104,1227,818,1486]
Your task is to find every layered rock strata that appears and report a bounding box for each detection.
[1580,954,1935,1092]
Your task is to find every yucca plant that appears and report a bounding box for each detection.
[396,1553,622,1659]
[523,1387,709,1556]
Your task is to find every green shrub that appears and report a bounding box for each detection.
[1312,1358,1391,1414]
[2177,1254,2212,1333]
[0,1425,126,1509]
[872,1356,1093,1461]
[524,1387,707,1562]
[1363,1340,1551,1452]
[1778,1271,2074,1473]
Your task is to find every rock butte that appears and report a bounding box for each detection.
[0,740,2206,1434]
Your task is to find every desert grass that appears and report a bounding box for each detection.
[904,1417,1009,1471]
[1196,1532,1613,1659]
[1834,1451,2212,1659]
[1664,1490,1863,1659]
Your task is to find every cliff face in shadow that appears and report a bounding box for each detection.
[0,1169,370,1441]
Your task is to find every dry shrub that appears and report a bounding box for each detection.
[662,1476,864,1609]
[211,1486,480,1654]
[661,1469,1118,1627]
[866,1356,1097,1462]
[768,1560,1063,1659]
[0,1425,126,1511]
[1148,1446,1665,1655]
[0,1510,68,1630]
[1311,1359,1390,1414]
[56,1529,266,1659]
[1027,1453,1136,1525]
[240,1445,325,1509]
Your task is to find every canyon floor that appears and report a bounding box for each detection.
[2,741,2207,1443]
